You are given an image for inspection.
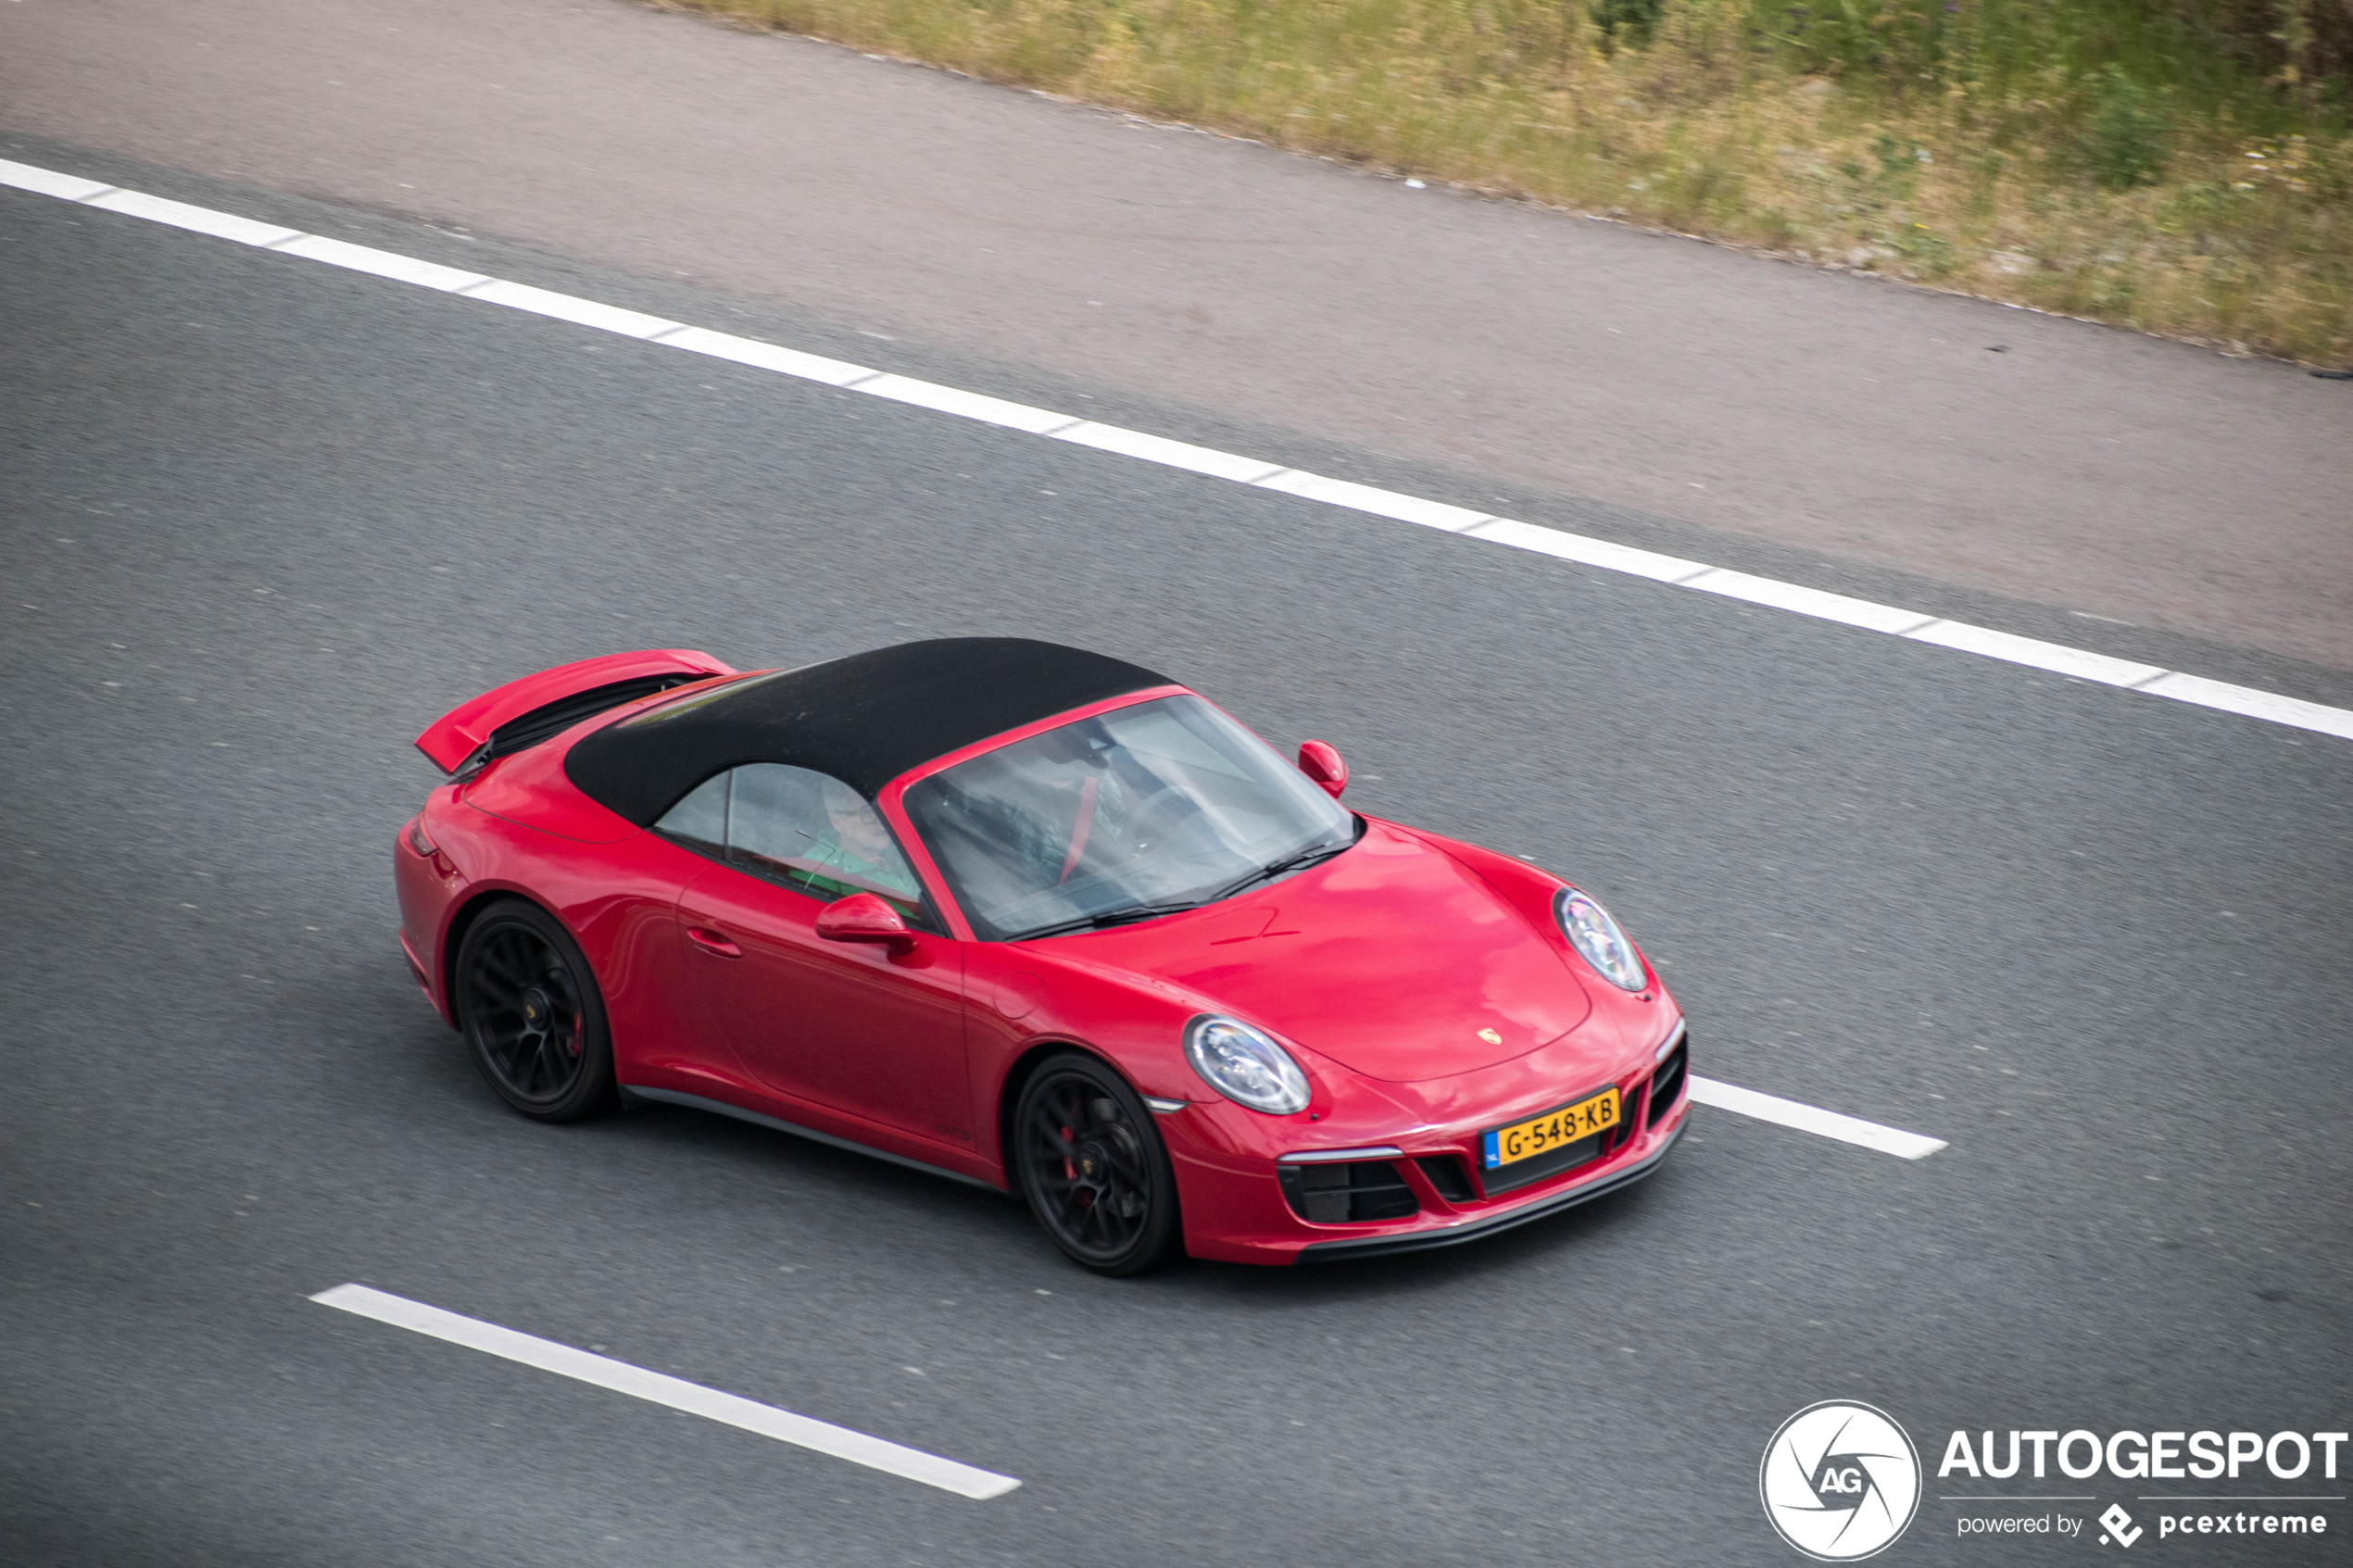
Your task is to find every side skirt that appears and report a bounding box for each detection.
[620,1085,1010,1195]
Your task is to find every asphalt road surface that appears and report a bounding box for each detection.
[6,0,2352,671]
[3,144,2349,1568]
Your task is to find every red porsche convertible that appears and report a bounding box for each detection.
[395,639,1689,1273]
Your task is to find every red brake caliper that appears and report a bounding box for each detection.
[1063,1123,1095,1208]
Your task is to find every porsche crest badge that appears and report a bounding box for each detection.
[1477,1027,1504,1045]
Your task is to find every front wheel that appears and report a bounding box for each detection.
[1013,1052,1183,1276]
[453,898,615,1123]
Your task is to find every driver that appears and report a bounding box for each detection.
[820,793,902,880]
[801,777,921,906]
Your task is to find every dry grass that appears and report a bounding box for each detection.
[663,0,2353,365]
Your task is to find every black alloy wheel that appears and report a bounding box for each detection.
[1014,1051,1182,1275]
[454,899,615,1122]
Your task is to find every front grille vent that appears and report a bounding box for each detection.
[1648,1040,1689,1127]
[1416,1155,1477,1205]
[1278,1160,1420,1224]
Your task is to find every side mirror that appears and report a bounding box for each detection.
[815,892,913,949]
[1297,739,1348,798]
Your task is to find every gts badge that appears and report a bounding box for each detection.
[935,1123,974,1142]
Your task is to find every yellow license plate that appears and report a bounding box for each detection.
[1484,1086,1620,1169]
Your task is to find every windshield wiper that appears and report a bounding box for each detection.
[1010,901,1206,941]
[1202,839,1353,904]
[1009,840,1356,940]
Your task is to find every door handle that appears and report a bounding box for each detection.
[686,926,742,959]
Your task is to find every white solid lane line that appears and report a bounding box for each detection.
[1,162,114,201]
[1682,568,1936,635]
[20,157,1961,1167]
[309,1284,1021,1499]
[1689,1077,1948,1160]
[4,155,2347,746]
[1902,619,2166,687]
[83,187,301,247]
[271,233,491,292]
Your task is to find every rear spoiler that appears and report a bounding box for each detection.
[414,648,737,775]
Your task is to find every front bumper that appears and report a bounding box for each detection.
[1294,1121,1682,1262]
[1166,1036,1692,1265]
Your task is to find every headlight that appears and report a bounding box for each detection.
[1183,1015,1311,1114]
[1555,888,1647,992]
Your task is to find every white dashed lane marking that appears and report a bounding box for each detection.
[1689,1077,1948,1160]
[310,1284,1022,1499]
[4,156,2347,746]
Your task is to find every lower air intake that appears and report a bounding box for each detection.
[1416,1155,1477,1204]
[1648,1040,1689,1127]
[1278,1160,1420,1224]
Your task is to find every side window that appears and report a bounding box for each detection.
[661,763,934,928]
[655,771,730,856]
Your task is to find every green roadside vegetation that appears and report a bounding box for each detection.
[668,0,2351,365]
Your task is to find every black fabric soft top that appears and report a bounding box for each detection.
[563,637,1174,826]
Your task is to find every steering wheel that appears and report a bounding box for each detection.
[1121,785,1204,853]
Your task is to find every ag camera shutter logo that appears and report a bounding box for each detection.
[1761,1400,1923,1560]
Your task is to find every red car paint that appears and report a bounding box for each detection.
[395,659,1687,1266]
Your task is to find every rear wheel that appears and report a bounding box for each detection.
[454,899,614,1122]
[1013,1052,1183,1276]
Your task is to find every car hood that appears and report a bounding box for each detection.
[1063,821,1594,1082]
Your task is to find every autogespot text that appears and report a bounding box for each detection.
[1937,1428,2347,1481]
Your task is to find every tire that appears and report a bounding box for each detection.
[453,898,616,1123]
[1013,1051,1184,1276]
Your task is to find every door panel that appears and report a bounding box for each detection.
[675,862,973,1150]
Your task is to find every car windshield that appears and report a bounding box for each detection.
[902,695,1354,941]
